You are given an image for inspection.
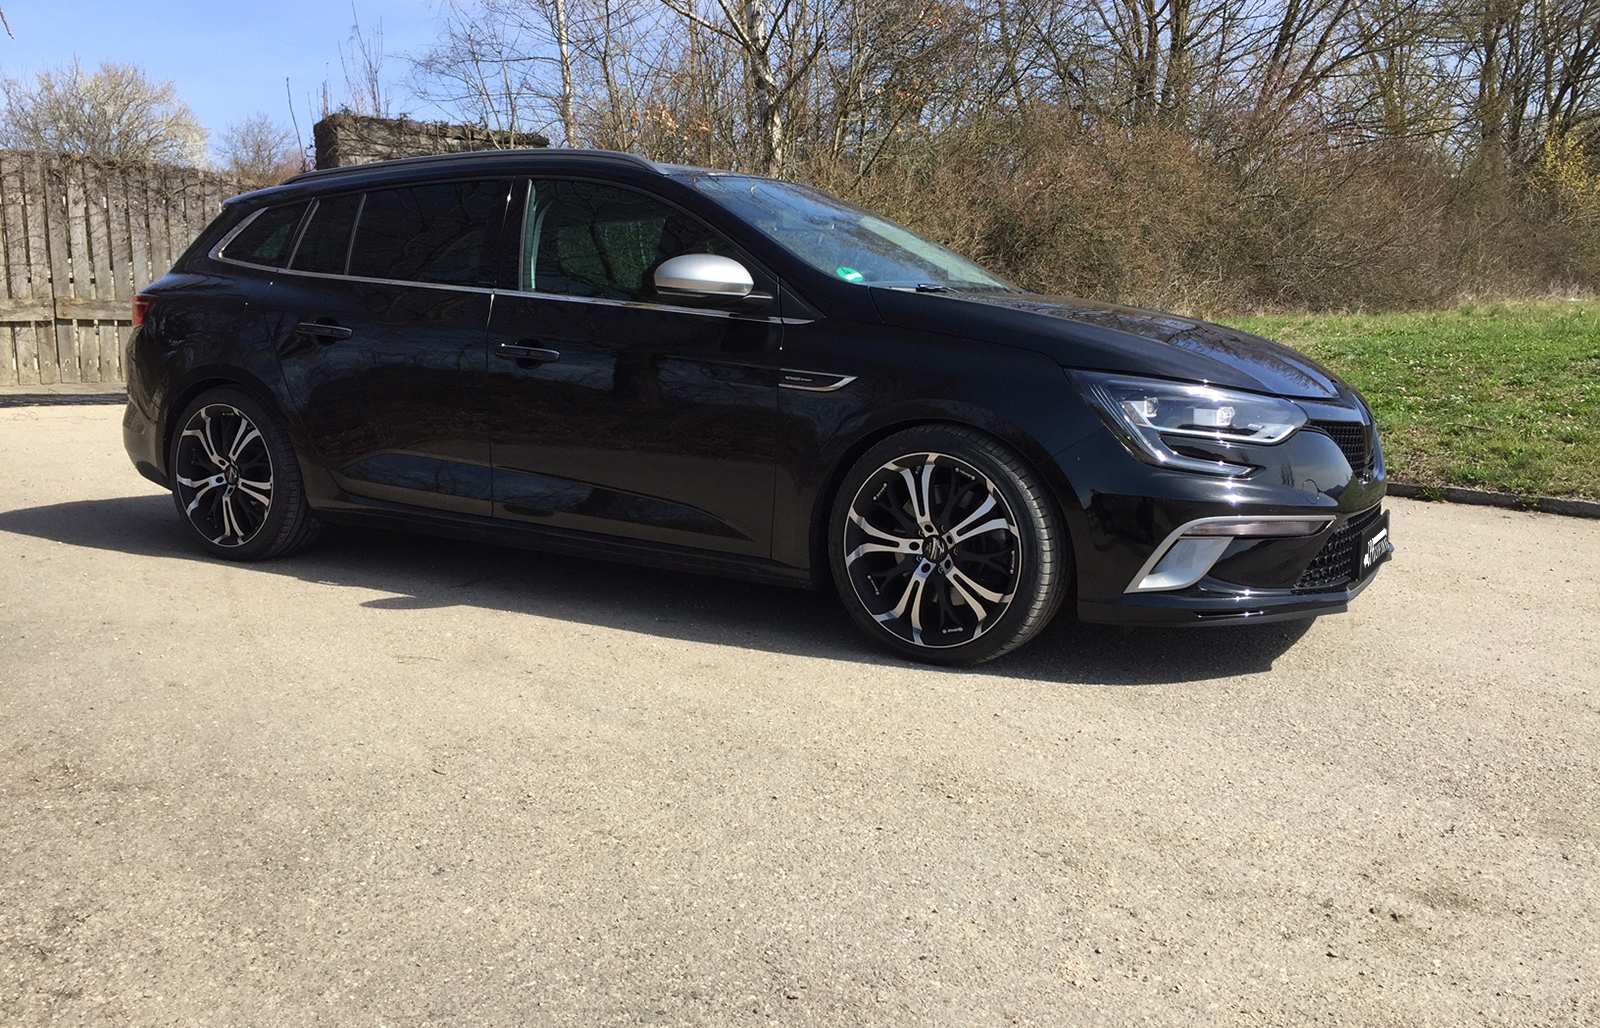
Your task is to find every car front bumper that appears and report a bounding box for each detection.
[1056,403,1392,627]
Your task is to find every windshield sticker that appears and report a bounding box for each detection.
[836,267,865,283]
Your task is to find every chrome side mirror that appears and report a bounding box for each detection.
[653,254,755,300]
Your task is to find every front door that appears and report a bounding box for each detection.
[488,179,781,555]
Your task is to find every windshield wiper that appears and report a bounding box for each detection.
[914,283,952,293]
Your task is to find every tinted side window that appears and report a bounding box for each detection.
[221,202,307,268]
[526,180,733,300]
[348,180,504,286]
[291,193,362,275]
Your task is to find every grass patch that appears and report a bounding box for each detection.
[1223,301,1600,500]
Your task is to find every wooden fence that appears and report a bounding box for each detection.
[0,151,243,386]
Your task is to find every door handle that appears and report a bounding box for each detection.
[294,321,353,342]
[495,341,561,366]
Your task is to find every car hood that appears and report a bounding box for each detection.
[869,288,1346,400]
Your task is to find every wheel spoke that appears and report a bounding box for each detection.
[180,475,224,514]
[947,565,1007,605]
[907,571,930,645]
[947,516,1013,546]
[945,572,990,622]
[228,423,261,463]
[848,509,919,547]
[202,412,230,468]
[182,424,223,468]
[945,492,997,541]
[214,494,239,544]
[898,458,937,531]
[876,562,934,643]
[236,483,273,509]
[938,474,980,528]
[846,540,918,564]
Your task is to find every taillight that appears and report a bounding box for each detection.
[132,293,156,327]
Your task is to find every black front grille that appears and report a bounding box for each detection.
[1295,505,1382,592]
[1308,419,1375,476]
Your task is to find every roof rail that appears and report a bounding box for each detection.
[284,148,663,184]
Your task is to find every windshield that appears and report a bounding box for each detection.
[686,174,1012,291]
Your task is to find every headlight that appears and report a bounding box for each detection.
[1067,370,1307,476]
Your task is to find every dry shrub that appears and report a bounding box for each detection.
[798,115,1600,315]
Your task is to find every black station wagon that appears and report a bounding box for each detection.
[123,149,1392,664]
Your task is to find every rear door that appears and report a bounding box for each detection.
[487,178,782,555]
[269,178,514,515]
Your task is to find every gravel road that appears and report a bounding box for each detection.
[2,402,1596,1027]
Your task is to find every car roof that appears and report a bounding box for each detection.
[226,148,702,207]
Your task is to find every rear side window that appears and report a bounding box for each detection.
[347,180,505,286]
[291,193,362,275]
[221,202,307,268]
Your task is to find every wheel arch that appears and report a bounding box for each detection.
[160,367,298,477]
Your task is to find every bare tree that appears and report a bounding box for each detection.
[219,114,305,188]
[338,3,393,117]
[1451,0,1600,166]
[659,0,839,174]
[412,0,575,144]
[0,58,207,164]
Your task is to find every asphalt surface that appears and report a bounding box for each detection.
[2,403,1596,1027]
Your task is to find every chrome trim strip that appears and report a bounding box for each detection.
[212,256,502,296]
[495,286,810,325]
[1124,514,1337,594]
[779,371,857,392]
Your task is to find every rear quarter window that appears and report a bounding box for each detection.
[220,202,308,268]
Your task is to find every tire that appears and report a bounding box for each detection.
[167,386,320,561]
[827,425,1070,666]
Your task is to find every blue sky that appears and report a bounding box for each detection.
[0,0,446,159]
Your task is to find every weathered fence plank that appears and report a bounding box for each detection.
[41,162,80,383]
[147,167,175,284]
[2,154,46,385]
[87,161,120,379]
[67,162,101,381]
[20,155,57,385]
[0,153,24,385]
[125,164,153,294]
[107,166,134,376]
[0,151,244,384]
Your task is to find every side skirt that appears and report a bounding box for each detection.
[312,497,818,590]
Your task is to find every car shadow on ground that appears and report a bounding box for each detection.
[0,494,1314,686]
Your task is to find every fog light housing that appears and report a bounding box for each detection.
[1127,516,1335,593]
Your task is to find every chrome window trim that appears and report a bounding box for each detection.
[211,257,502,296]
[209,206,279,265]
[1124,514,1338,594]
[495,286,810,324]
[207,256,805,322]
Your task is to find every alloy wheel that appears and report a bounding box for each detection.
[172,402,275,548]
[841,451,1023,648]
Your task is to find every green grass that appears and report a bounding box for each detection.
[1222,302,1600,500]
